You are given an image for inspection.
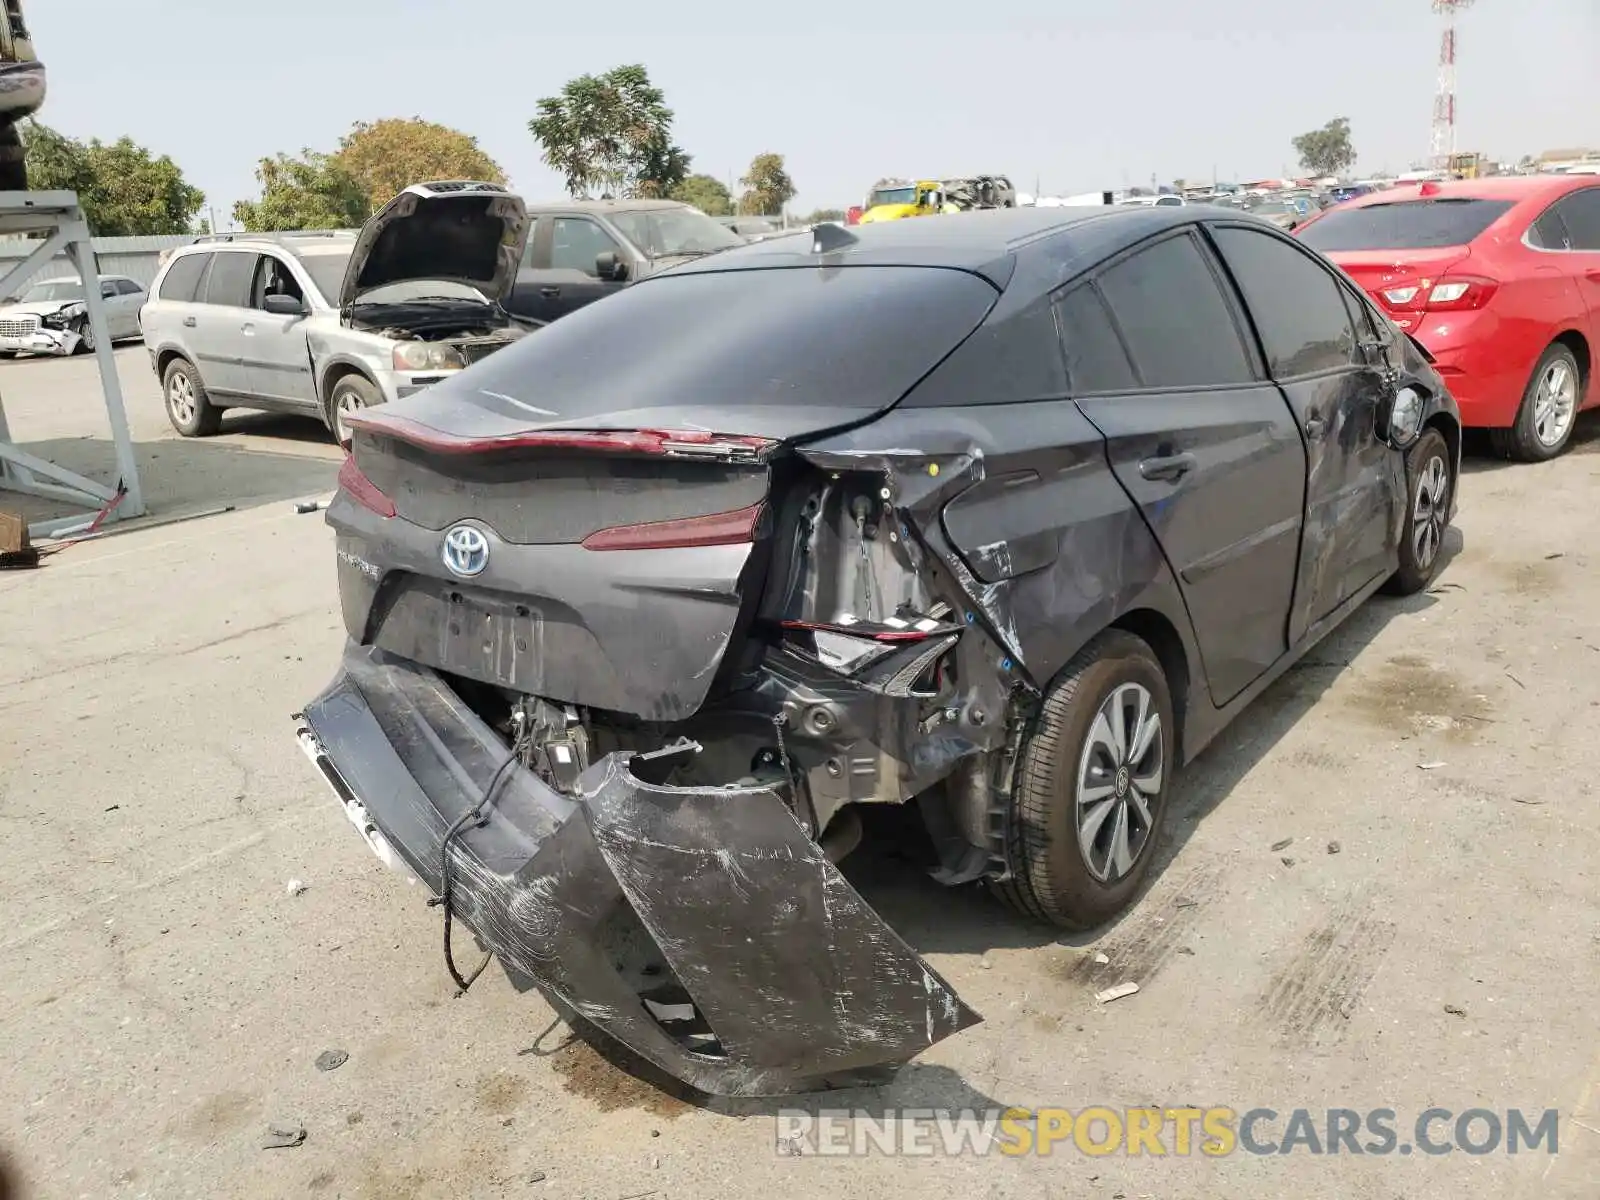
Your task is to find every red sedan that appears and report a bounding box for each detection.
[1295,175,1599,460]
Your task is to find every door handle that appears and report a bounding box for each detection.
[182,316,197,328]
[1138,452,1197,482]
[1304,415,1327,440]
[242,323,255,337]
[1586,269,1600,282]
[538,286,561,298]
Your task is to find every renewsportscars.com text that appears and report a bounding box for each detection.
[774,1106,1561,1158]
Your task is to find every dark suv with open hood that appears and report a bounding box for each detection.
[295,207,1460,1097]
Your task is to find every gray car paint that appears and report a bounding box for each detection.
[298,204,1461,1094]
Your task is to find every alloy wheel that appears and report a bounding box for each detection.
[334,386,364,443]
[1532,359,1577,448]
[167,372,196,426]
[1411,453,1449,571]
[1075,682,1164,883]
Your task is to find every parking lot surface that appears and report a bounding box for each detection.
[2,354,1598,1199]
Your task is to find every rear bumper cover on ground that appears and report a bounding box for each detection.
[295,642,980,1097]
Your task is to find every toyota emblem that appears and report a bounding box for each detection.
[441,524,490,578]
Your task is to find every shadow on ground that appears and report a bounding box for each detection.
[1461,408,1600,473]
[3,424,339,527]
[844,530,1466,961]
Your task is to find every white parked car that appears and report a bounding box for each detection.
[0,274,147,357]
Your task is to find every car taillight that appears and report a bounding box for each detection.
[343,411,775,462]
[1377,275,1498,313]
[337,454,396,518]
[581,502,764,551]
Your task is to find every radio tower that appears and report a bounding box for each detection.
[1430,0,1475,170]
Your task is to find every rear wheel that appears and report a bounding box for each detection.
[992,630,1174,929]
[324,373,379,444]
[1489,343,1583,461]
[1383,427,1453,595]
[163,358,221,437]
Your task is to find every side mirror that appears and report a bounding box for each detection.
[595,251,627,282]
[262,292,307,316]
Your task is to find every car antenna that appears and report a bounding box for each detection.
[811,222,859,254]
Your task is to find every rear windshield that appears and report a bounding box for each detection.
[454,265,999,412]
[1298,198,1514,251]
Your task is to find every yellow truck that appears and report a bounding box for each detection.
[855,174,1018,223]
[857,179,952,223]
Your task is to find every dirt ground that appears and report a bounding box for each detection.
[2,352,1598,1199]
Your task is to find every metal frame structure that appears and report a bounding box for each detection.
[0,190,145,537]
[1430,0,1477,170]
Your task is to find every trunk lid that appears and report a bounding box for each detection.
[1325,246,1473,323]
[340,181,529,310]
[336,261,1001,719]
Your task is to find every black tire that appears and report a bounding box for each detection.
[0,351,15,360]
[1382,427,1453,596]
[162,358,221,437]
[72,318,94,356]
[323,373,380,444]
[991,630,1175,930]
[1488,342,1584,462]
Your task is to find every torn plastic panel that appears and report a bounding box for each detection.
[297,644,980,1097]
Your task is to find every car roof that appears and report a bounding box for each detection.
[661,205,1241,289]
[1333,175,1587,211]
[525,199,692,215]
[30,273,133,283]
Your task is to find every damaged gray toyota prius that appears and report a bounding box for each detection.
[294,205,1460,1097]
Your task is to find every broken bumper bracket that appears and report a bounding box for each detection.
[295,643,981,1097]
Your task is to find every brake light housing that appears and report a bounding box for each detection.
[337,453,396,518]
[1376,275,1499,315]
[342,411,776,462]
[581,502,765,551]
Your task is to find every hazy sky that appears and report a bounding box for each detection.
[30,0,1597,219]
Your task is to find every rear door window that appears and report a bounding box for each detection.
[1211,225,1359,378]
[204,252,258,308]
[1095,232,1255,388]
[1528,206,1571,250]
[158,253,210,302]
[1297,199,1514,251]
[1055,282,1137,394]
[1546,188,1600,251]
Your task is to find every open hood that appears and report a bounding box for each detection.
[340,181,529,310]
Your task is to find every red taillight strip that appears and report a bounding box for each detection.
[343,411,774,460]
[581,502,764,551]
[337,454,396,518]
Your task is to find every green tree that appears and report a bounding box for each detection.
[528,64,686,198]
[670,173,733,216]
[738,152,796,216]
[232,150,370,232]
[22,121,205,236]
[799,207,845,225]
[333,117,507,210]
[1292,118,1356,178]
[631,131,692,199]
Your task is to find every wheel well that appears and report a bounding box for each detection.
[1109,607,1191,756]
[1425,410,1460,470]
[319,362,372,405]
[155,348,189,380]
[1552,329,1591,396]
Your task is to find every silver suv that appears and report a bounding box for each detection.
[140,181,534,442]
